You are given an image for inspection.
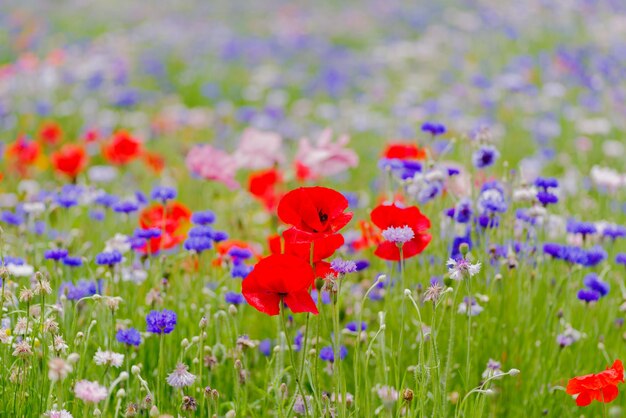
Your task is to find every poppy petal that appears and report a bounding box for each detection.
[284,290,319,315]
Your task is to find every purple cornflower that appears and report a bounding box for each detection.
[228,247,253,260]
[112,200,139,214]
[421,122,446,136]
[319,346,348,362]
[231,261,252,279]
[94,193,119,208]
[294,331,303,352]
[617,253,626,265]
[259,339,272,357]
[146,309,177,334]
[224,291,245,305]
[44,249,69,262]
[188,226,213,238]
[577,288,600,303]
[1,211,25,226]
[212,231,228,242]
[567,220,597,238]
[116,328,142,346]
[150,186,177,202]
[454,199,473,223]
[135,228,162,239]
[602,225,626,240]
[191,210,216,225]
[478,181,507,214]
[381,225,415,244]
[536,191,558,206]
[355,259,370,271]
[183,237,213,253]
[62,256,83,267]
[330,258,357,274]
[534,177,559,190]
[59,280,99,300]
[95,250,123,266]
[583,273,609,297]
[472,145,500,169]
[345,321,367,332]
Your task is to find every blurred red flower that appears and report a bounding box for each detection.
[103,131,142,165]
[566,360,624,406]
[5,137,42,175]
[248,168,283,211]
[370,203,431,261]
[138,202,191,254]
[39,121,62,145]
[383,142,426,160]
[51,144,88,179]
[277,186,352,241]
[242,254,318,316]
[143,151,165,174]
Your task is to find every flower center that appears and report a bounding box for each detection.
[318,210,328,223]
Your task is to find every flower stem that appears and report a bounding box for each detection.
[280,302,309,417]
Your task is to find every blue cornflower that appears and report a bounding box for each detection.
[188,226,214,238]
[135,228,162,239]
[294,331,303,352]
[135,191,148,206]
[44,249,69,261]
[417,180,444,204]
[319,346,348,362]
[224,291,245,305]
[191,211,216,225]
[62,256,83,267]
[345,321,366,332]
[355,259,370,271]
[184,236,213,253]
[534,177,559,190]
[231,261,252,279]
[259,339,272,357]
[421,122,446,136]
[151,186,177,202]
[330,258,357,274]
[536,191,558,206]
[55,194,78,208]
[2,256,24,266]
[59,279,99,300]
[583,273,610,297]
[1,211,24,226]
[617,253,626,266]
[577,288,600,303]
[212,231,229,242]
[116,328,142,346]
[95,250,123,266]
[566,220,597,237]
[112,200,139,214]
[603,225,626,240]
[472,145,500,169]
[478,181,507,213]
[90,210,105,221]
[94,193,119,208]
[228,247,253,260]
[34,220,46,235]
[454,199,473,223]
[146,309,177,334]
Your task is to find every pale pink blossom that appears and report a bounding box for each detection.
[185,145,239,189]
[233,128,284,169]
[295,129,358,179]
[74,380,108,403]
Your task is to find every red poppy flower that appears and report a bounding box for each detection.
[39,122,62,145]
[370,203,432,261]
[102,131,143,165]
[383,142,426,160]
[51,144,88,178]
[352,220,383,252]
[269,232,343,279]
[5,137,41,166]
[566,360,624,406]
[277,187,352,241]
[138,202,191,254]
[242,254,318,316]
[295,161,313,181]
[248,168,283,211]
[143,151,165,174]
[212,239,262,267]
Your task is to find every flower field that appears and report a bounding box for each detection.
[1,1,626,417]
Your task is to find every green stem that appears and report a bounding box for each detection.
[280,302,309,417]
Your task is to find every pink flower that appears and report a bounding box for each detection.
[295,129,358,180]
[233,128,284,169]
[74,380,107,403]
[185,145,239,189]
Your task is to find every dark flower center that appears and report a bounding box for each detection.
[318,210,328,223]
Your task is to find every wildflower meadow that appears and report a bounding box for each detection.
[2,1,626,417]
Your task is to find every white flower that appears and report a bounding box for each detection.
[166,363,196,388]
[93,348,124,368]
[6,263,34,278]
[590,165,624,191]
[48,357,73,381]
[44,409,73,418]
[105,234,131,254]
[22,202,46,215]
[447,258,481,280]
[458,298,484,316]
